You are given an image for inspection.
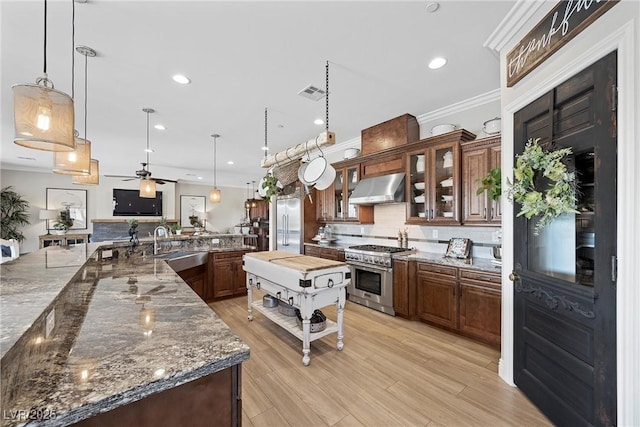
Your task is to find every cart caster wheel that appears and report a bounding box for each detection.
[303,356,310,366]
[248,314,253,321]
[337,342,344,351]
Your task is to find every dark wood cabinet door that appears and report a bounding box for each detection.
[212,258,235,299]
[489,145,501,223]
[392,260,411,318]
[459,282,501,347]
[233,258,247,295]
[416,273,457,329]
[462,147,489,223]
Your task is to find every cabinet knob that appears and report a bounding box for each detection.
[508,272,520,282]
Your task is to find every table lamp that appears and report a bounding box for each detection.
[39,209,59,234]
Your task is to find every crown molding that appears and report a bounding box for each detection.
[415,89,501,125]
[484,0,547,54]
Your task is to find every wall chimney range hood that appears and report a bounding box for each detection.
[349,172,405,205]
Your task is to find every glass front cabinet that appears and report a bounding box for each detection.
[406,140,461,224]
[317,163,373,224]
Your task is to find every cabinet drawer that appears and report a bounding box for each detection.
[214,251,244,261]
[416,262,457,277]
[459,268,500,284]
[312,271,345,289]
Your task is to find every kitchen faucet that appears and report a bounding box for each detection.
[153,226,167,255]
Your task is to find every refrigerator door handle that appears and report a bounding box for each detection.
[282,214,288,246]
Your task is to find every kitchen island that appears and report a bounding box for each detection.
[0,241,249,426]
[243,251,349,366]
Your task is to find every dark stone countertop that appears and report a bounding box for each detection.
[0,242,250,426]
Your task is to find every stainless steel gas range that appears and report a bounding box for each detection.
[344,244,414,315]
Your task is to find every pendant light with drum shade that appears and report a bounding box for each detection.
[139,109,156,198]
[71,46,99,185]
[55,41,94,175]
[13,0,75,152]
[210,134,221,203]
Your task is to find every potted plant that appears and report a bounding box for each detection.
[476,167,502,202]
[1,186,30,243]
[53,208,74,235]
[261,174,282,200]
[171,223,182,235]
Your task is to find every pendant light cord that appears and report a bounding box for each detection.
[71,0,74,99]
[83,52,88,140]
[43,0,47,75]
[264,107,268,159]
[213,135,217,188]
[325,60,329,133]
[146,110,150,167]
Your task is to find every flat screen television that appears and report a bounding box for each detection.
[113,189,163,216]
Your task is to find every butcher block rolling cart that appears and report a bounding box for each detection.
[243,251,350,366]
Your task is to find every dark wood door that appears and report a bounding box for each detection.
[513,51,617,426]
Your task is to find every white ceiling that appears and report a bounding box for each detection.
[1,0,514,188]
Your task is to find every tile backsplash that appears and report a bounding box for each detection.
[327,204,501,259]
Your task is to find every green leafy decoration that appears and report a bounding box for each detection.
[507,138,579,235]
[261,174,281,200]
[476,167,502,201]
[1,186,30,242]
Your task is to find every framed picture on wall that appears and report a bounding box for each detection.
[180,195,206,228]
[46,188,88,230]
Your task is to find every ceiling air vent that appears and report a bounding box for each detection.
[297,84,326,101]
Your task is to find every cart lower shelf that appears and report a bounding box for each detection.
[251,300,339,342]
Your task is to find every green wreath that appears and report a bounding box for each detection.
[507,138,579,235]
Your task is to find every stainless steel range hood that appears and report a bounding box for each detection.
[349,172,405,205]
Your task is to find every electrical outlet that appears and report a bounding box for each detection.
[212,238,220,244]
[432,229,438,239]
[360,227,365,234]
[492,230,501,242]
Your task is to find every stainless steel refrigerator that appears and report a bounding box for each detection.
[275,196,301,254]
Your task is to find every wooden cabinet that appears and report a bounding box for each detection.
[406,140,461,224]
[361,151,405,178]
[360,113,419,155]
[458,268,501,347]
[303,244,345,262]
[393,259,414,319]
[316,162,373,224]
[411,261,501,347]
[415,262,458,329]
[209,251,250,300]
[249,199,269,221]
[40,232,90,248]
[461,136,501,224]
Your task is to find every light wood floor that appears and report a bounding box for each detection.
[210,293,552,427]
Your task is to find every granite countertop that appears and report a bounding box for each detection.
[0,243,250,426]
[394,251,501,273]
[303,242,349,251]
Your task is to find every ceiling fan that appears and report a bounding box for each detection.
[105,108,177,184]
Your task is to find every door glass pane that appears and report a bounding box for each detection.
[434,147,454,218]
[346,167,358,218]
[409,152,426,218]
[527,150,595,286]
[334,170,343,218]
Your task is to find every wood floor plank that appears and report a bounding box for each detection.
[210,296,551,427]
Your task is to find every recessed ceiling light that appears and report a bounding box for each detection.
[314,118,324,125]
[197,176,203,180]
[154,124,166,130]
[428,57,447,70]
[172,74,191,84]
[227,161,234,165]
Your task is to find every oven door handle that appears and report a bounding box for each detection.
[347,261,392,274]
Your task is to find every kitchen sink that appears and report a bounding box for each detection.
[155,251,208,272]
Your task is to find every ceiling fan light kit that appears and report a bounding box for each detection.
[13,0,75,152]
[210,134,221,203]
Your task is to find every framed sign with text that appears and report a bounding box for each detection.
[506,0,618,87]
